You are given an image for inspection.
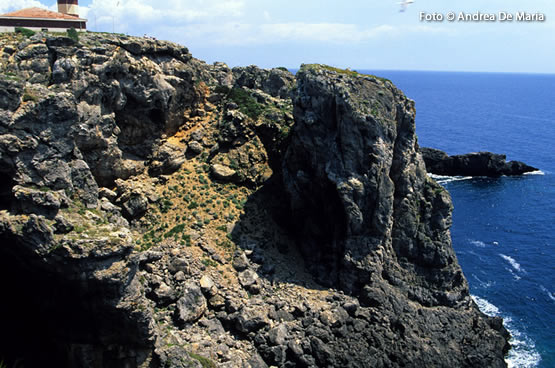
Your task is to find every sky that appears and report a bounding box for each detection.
[1,0,554,73]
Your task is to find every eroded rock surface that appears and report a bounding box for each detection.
[0,33,509,368]
[281,64,509,366]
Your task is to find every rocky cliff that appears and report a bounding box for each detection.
[420,147,538,177]
[0,32,509,367]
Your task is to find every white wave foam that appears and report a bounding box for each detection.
[471,295,541,368]
[506,267,522,281]
[470,240,487,247]
[506,339,542,368]
[427,173,473,184]
[472,295,500,316]
[523,170,545,176]
[500,254,525,273]
[540,285,555,301]
[472,274,494,288]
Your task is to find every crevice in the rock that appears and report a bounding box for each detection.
[0,244,71,366]
[114,95,164,159]
[46,46,59,86]
[0,170,15,211]
[0,240,150,367]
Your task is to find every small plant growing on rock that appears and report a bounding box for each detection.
[15,27,35,37]
[67,28,79,43]
[164,224,185,238]
[189,353,217,368]
[22,88,38,102]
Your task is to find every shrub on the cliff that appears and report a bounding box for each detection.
[228,87,265,119]
[189,352,217,368]
[159,198,173,213]
[67,28,79,43]
[164,224,185,238]
[214,85,230,95]
[22,88,38,102]
[15,27,35,37]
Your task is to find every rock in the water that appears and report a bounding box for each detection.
[421,147,538,176]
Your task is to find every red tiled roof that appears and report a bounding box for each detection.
[0,7,83,20]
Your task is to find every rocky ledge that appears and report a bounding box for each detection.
[421,147,538,177]
[0,32,509,367]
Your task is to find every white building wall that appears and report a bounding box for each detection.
[0,25,86,32]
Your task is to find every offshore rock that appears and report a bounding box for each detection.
[421,147,538,176]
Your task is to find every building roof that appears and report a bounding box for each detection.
[0,7,85,21]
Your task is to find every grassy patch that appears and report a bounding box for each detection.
[164,223,185,238]
[188,353,217,368]
[201,258,218,268]
[15,27,35,37]
[228,87,265,119]
[303,64,391,83]
[1,72,21,81]
[22,88,38,102]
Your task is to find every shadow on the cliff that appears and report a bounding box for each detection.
[229,174,329,292]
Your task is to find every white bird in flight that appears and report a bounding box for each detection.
[399,0,414,12]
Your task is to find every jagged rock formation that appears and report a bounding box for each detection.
[421,147,538,177]
[0,32,509,367]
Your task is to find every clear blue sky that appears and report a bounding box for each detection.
[1,0,554,73]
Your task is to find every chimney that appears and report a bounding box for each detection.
[57,0,79,17]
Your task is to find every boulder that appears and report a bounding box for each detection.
[421,147,538,176]
[121,192,149,219]
[210,164,237,182]
[233,306,270,333]
[176,283,207,324]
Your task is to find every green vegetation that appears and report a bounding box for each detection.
[228,87,265,119]
[433,186,445,195]
[159,198,173,213]
[66,28,79,43]
[1,72,21,81]
[22,88,38,102]
[181,233,191,246]
[278,125,291,140]
[276,66,289,72]
[15,27,35,37]
[188,353,217,368]
[303,64,391,83]
[213,85,230,95]
[164,223,185,238]
[201,258,218,268]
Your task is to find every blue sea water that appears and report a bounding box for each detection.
[363,70,555,368]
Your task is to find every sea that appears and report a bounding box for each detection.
[362,70,555,368]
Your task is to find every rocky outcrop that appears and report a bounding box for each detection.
[281,64,509,366]
[421,147,538,176]
[0,33,509,368]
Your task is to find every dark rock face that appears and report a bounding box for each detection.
[282,65,509,366]
[232,65,296,99]
[0,33,511,368]
[421,147,538,176]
